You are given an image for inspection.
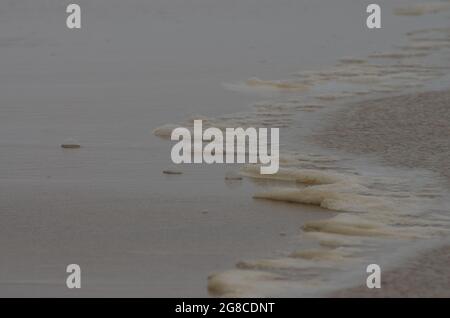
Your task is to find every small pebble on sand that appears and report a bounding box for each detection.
[61,139,81,149]
[163,169,183,175]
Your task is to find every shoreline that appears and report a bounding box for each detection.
[2,0,450,297]
[313,89,450,297]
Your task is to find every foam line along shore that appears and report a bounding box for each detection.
[154,1,450,296]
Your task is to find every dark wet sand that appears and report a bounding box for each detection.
[314,90,450,297]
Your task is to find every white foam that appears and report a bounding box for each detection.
[303,231,385,248]
[152,18,450,297]
[303,214,401,237]
[208,270,288,297]
[241,165,352,185]
[152,124,179,139]
[254,183,396,212]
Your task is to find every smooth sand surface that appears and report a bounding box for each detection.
[0,155,333,297]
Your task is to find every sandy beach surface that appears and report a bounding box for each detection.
[2,1,450,297]
[314,90,450,297]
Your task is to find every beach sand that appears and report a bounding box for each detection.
[2,0,450,297]
[314,90,450,297]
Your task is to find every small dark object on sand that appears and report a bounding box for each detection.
[163,169,183,175]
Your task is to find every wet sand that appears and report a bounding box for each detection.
[314,90,450,297]
[332,245,450,297]
[2,0,450,297]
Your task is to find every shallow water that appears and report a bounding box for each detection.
[1,0,450,296]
